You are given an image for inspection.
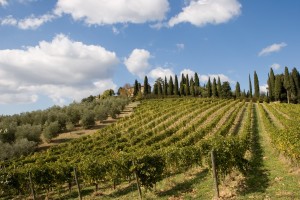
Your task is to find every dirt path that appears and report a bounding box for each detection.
[38,101,139,150]
[237,104,300,199]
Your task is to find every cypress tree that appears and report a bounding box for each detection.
[190,78,195,96]
[143,76,149,95]
[180,74,185,96]
[269,68,275,101]
[283,67,291,103]
[163,76,168,96]
[235,82,241,98]
[242,89,246,98]
[153,83,158,95]
[217,77,222,98]
[207,77,212,97]
[290,73,297,103]
[194,72,200,87]
[254,71,260,99]
[212,78,217,97]
[174,75,179,95]
[249,74,253,98]
[291,68,300,102]
[221,81,232,98]
[133,80,139,96]
[185,74,190,95]
[168,75,174,95]
[274,75,283,101]
[158,82,163,96]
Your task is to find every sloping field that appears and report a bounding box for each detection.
[1,98,299,199]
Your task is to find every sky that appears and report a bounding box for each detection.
[0,0,299,115]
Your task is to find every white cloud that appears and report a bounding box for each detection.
[0,14,56,29]
[112,26,120,35]
[180,69,195,80]
[0,34,119,105]
[270,63,281,70]
[258,42,287,56]
[0,0,8,6]
[54,0,169,25]
[0,16,17,26]
[124,49,151,78]
[0,94,38,104]
[148,67,175,80]
[18,14,56,29]
[18,0,38,4]
[200,74,233,84]
[168,0,241,27]
[150,22,167,29]
[260,84,268,94]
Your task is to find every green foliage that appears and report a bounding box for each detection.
[168,75,174,95]
[254,71,260,99]
[100,89,115,99]
[275,75,284,101]
[212,78,217,97]
[268,68,275,101]
[174,75,179,96]
[16,124,42,142]
[81,111,95,129]
[81,95,95,103]
[42,121,60,142]
[133,154,165,189]
[221,81,232,98]
[249,74,253,98]
[206,77,212,97]
[1,98,300,199]
[235,82,241,98]
[133,80,139,96]
[217,77,222,98]
[143,76,149,95]
[0,119,17,144]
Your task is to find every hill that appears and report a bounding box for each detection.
[0,98,299,199]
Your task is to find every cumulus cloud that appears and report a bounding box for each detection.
[0,0,8,6]
[200,74,233,84]
[54,0,169,25]
[168,0,241,27]
[148,67,175,80]
[0,34,119,104]
[0,14,56,29]
[260,84,268,94]
[270,63,281,70]
[180,69,195,80]
[258,42,287,56]
[124,49,151,78]
[173,69,233,85]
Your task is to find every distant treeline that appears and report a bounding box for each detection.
[0,95,129,161]
[119,66,300,103]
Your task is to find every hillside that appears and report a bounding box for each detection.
[0,98,300,199]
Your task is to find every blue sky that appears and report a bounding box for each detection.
[0,0,299,115]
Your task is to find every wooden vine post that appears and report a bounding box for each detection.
[28,172,36,200]
[133,160,143,200]
[211,150,219,198]
[74,167,82,200]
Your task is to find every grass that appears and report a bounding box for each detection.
[236,104,300,199]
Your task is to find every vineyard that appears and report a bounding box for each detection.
[0,98,300,199]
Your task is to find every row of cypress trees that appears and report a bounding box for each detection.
[132,66,300,103]
[135,72,235,99]
[267,67,300,103]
